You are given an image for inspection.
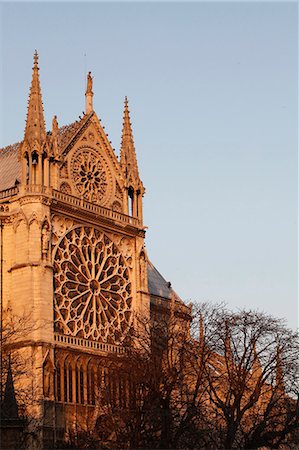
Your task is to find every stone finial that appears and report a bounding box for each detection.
[52,115,58,135]
[33,49,39,69]
[120,96,142,189]
[23,51,46,149]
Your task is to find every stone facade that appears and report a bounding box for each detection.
[0,53,190,448]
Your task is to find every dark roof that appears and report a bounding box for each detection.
[147,260,183,304]
[0,119,83,192]
[1,358,19,419]
[0,142,21,191]
[58,119,84,150]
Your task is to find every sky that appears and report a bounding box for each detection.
[0,2,298,329]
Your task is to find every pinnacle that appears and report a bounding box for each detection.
[23,51,46,147]
[120,96,142,187]
[33,50,39,69]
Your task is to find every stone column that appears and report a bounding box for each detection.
[44,157,50,187]
[37,154,43,186]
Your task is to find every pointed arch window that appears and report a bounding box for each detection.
[87,362,96,405]
[56,363,61,401]
[64,361,68,402]
[128,186,134,216]
[68,365,73,403]
[76,365,80,403]
[80,366,84,404]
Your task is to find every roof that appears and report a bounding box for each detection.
[147,260,184,304]
[0,143,22,191]
[57,119,84,150]
[0,119,83,192]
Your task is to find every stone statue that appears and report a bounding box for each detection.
[41,221,50,258]
[87,71,93,93]
[139,251,147,290]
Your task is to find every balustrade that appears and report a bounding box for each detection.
[0,186,19,199]
[0,184,141,227]
[54,332,126,354]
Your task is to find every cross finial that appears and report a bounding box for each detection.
[33,50,39,69]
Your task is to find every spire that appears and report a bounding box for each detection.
[120,97,144,220]
[1,356,19,419]
[224,320,233,372]
[85,71,94,114]
[275,346,285,394]
[120,97,140,187]
[199,313,205,351]
[252,342,263,380]
[24,50,46,149]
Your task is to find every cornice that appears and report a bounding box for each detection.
[51,198,145,239]
[8,261,53,272]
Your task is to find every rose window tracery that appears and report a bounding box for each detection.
[71,148,112,204]
[53,226,132,343]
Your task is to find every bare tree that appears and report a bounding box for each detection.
[0,307,47,449]
[195,303,299,449]
[98,304,299,450]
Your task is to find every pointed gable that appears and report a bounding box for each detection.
[55,112,125,210]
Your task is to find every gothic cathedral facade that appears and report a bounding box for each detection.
[0,53,189,447]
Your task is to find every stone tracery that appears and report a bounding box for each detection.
[71,148,112,204]
[53,226,132,343]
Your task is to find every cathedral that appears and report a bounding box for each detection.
[0,53,190,448]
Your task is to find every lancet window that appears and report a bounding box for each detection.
[54,359,131,409]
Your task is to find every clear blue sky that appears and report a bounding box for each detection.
[1,2,298,329]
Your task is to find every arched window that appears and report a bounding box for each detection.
[64,361,68,402]
[68,365,73,403]
[91,369,95,405]
[76,365,80,403]
[80,366,84,404]
[56,363,61,401]
[136,190,140,218]
[128,187,134,216]
[87,362,96,405]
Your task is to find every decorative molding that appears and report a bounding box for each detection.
[53,226,133,344]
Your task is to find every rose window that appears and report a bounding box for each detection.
[71,149,111,204]
[53,226,132,343]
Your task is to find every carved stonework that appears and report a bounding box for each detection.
[43,350,54,400]
[70,147,113,205]
[53,226,132,343]
[115,182,123,201]
[112,201,122,212]
[28,211,40,227]
[106,233,134,270]
[12,210,28,231]
[41,219,51,259]
[60,182,72,195]
[139,248,147,291]
[59,162,68,177]
[51,215,74,246]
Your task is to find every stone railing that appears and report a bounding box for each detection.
[54,332,126,354]
[52,189,141,227]
[0,186,19,199]
[1,183,141,228]
[24,184,53,195]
